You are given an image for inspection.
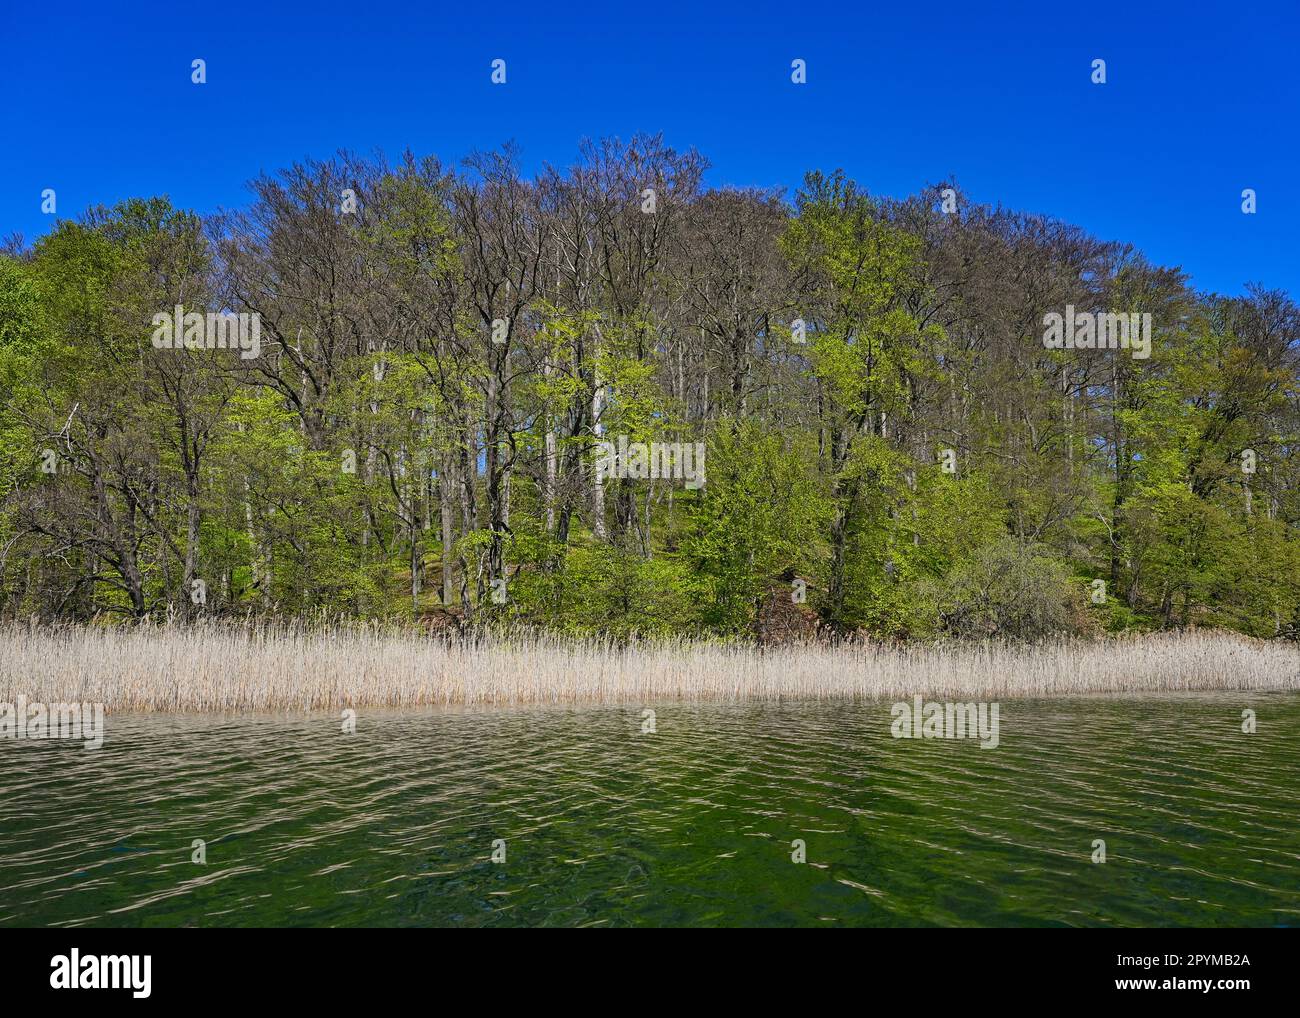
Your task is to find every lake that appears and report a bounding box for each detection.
[1,692,1297,927]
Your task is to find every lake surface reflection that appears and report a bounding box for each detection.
[1,692,1296,927]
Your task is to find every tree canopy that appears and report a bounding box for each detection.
[2,137,1297,640]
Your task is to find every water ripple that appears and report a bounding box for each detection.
[1,692,1297,927]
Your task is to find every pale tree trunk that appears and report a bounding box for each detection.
[591,351,607,540]
[544,353,558,534]
[439,459,456,606]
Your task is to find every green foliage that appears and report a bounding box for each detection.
[919,539,1093,641]
[1,149,1296,645]
[514,543,696,637]
[681,420,830,633]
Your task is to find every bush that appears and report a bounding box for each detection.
[920,539,1093,640]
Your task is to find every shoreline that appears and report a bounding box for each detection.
[1,625,1296,713]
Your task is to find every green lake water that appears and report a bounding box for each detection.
[1,692,1297,927]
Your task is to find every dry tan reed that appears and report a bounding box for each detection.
[0,623,1296,713]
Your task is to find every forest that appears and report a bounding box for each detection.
[1,134,1297,642]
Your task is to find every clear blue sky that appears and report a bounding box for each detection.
[3,0,1296,296]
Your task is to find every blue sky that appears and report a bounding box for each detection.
[3,0,1296,295]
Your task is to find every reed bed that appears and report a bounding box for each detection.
[1,622,1297,713]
